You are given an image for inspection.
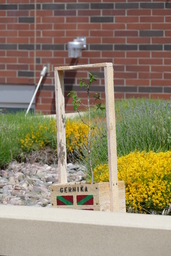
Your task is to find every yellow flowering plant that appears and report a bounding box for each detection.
[65,119,88,151]
[18,117,90,158]
[93,151,171,214]
[18,118,57,152]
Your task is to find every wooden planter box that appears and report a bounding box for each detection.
[51,181,126,212]
[53,63,126,212]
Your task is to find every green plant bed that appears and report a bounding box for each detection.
[1,99,171,168]
[1,99,171,215]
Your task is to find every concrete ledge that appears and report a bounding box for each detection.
[0,205,171,256]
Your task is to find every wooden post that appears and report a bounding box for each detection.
[104,64,119,212]
[54,70,67,184]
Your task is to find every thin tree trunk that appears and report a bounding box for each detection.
[87,87,93,184]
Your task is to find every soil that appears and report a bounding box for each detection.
[16,146,58,166]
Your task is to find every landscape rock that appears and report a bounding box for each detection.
[0,161,87,207]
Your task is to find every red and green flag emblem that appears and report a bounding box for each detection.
[57,196,73,205]
[77,195,94,205]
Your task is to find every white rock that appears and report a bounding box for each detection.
[45,166,51,171]
[9,177,15,184]
[22,183,28,189]
[36,170,46,179]
[14,172,24,181]
[0,160,87,207]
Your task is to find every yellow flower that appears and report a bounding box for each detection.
[93,151,171,214]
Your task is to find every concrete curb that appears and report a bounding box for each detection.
[0,205,171,256]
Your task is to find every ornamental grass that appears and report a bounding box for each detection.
[93,151,171,214]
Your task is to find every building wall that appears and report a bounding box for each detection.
[0,0,171,114]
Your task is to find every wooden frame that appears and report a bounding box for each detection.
[54,63,120,212]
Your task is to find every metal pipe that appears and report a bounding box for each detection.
[25,65,47,116]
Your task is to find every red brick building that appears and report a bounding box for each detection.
[0,0,171,114]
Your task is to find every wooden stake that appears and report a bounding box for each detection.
[54,70,67,184]
[104,64,119,212]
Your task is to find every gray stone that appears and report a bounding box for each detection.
[45,166,51,171]
[0,160,87,207]
[45,176,58,183]
[14,185,22,190]
[3,185,12,195]
[36,170,46,179]
[14,172,25,182]
[21,183,28,189]
[0,170,8,178]
[37,198,49,207]
[9,177,16,184]
[9,197,22,205]
[39,185,48,193]
[0,180,8,188]
[32,186,42,193]
[75,176,83,182]
[27,192,42,199]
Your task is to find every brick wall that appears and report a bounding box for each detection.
[0,0,171,114]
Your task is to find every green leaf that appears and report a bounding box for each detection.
[76,98,81,103]
[90,125,95,130]
[67,92,72,97]
[96,103,105,111]
[73,103,80,111]
[89,72,97,84]
[93,93,101,100]
[80,79,86,87]
[68,91,76,98]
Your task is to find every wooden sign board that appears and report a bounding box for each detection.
[54,62,126,212]
[51,181,125,212]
